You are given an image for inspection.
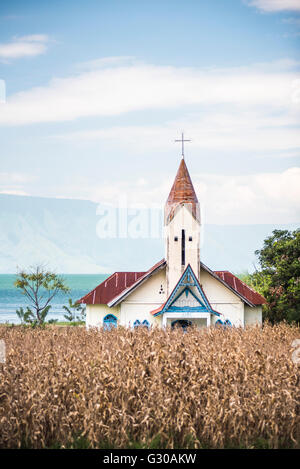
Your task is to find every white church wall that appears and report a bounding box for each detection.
[200,269,241,303]
[200,269,244,326]
[166,205,200,295]
[120,302,162,328]
[210,303,244,327]
[86,304,120,328]
[120,268,166,327]
[122,268,166,304]
[244,306,262,326]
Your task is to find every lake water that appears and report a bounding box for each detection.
[0,274,109,323]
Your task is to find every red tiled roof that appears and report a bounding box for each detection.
[165,159,200,224]
[77,260,266,307]
[77,259,166,306]
[214,271,266,306]
[77,271,146,305]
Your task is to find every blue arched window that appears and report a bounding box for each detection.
[215,319,224,327]
[103,314,117,330]
[133,319,141,328]
[142,320,150,329]
[224,319,232,327]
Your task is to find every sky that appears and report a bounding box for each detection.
[0,0,299,225]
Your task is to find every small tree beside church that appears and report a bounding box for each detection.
[63,298,86,323]
[15,265,70,326]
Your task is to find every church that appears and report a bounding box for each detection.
[78,146,265,330]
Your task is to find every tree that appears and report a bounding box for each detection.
[16,305,51,326]
[63,298,86,323]
[247,229,300,324]
[14,265,70,326]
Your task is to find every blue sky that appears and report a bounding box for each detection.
[0,0,299,224]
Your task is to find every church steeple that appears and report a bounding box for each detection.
[165,158,200,225]
[164,158,201,295]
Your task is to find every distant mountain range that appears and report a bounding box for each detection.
[0,194,298,275]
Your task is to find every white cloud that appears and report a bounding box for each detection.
[283,17,300,25]
[1,167,298,225]
[0,172,34,184]
[16,34,49,42]
[0,172,35,197]
[0,59,299,125]
[0,79,5,103]
[52,108,300,159]
[43,58,299,164]
[196,167,300,224]
[87,169,300,224]
[77,56,136,70]
[74,167,300,225]
[0,190,29,196]
[0,35,48,60]
[247,0,300,12]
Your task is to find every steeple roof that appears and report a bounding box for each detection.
[165,158,200,224]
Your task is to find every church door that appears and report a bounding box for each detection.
[171,319,192,331]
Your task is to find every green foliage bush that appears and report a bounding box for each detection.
[238,229,300,324]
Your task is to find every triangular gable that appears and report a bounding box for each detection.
[153,264,220,317]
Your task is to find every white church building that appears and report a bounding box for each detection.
[78,155,265,330]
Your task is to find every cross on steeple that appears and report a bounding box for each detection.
[175,132,191,159]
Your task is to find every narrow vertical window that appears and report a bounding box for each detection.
[181,229,185,266]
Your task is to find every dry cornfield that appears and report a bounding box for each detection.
[0,323,299,449]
